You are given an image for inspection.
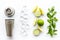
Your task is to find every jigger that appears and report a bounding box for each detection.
[5,19,14,37]
[5,7,15,17]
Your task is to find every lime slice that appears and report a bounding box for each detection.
[39,8,44,15]
[34,12,41,17]
[33,29,40,36]
[38,26,42,32]
[33,18,38,26]
[32,6,38,13]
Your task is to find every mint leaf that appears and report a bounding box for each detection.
[53,17,58,22]
[52,23,56,29]
[52,11,56,17]
[47,13,52,18]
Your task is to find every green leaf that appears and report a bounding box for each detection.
[53,30,57,32]
[52,23,56,29]
[54,33,57,35]
[47,19,51,23]
[52,11,56,17]
[47,25,51,29]
[49,29,53,36]
[47,19,53,24]
[53,17,58,22]
[48,26,53,36]
[47,13,52,18]
[50,7,54,12]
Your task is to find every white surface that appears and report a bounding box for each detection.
[0,0,60,40]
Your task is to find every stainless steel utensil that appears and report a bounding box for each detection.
[5,19,14,37]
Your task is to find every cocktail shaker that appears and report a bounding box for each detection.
[5,19,14,37]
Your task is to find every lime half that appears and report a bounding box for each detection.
[33,29,40,36]
[37,19,44,26]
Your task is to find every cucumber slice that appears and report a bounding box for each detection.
[33,29,40,36]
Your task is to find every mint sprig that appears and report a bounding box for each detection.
[47,7,58,37]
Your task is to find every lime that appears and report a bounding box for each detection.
[37,19,44,26]
[34,12,41,17]
[38,26,42,32]
[33,29,40,36]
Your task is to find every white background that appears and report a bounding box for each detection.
[0,0,60,40]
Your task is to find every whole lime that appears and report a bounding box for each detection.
[37,19,44,26]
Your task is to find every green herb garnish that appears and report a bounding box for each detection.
[47,7,58,37]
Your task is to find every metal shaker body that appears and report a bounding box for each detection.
[5,19,14,37]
